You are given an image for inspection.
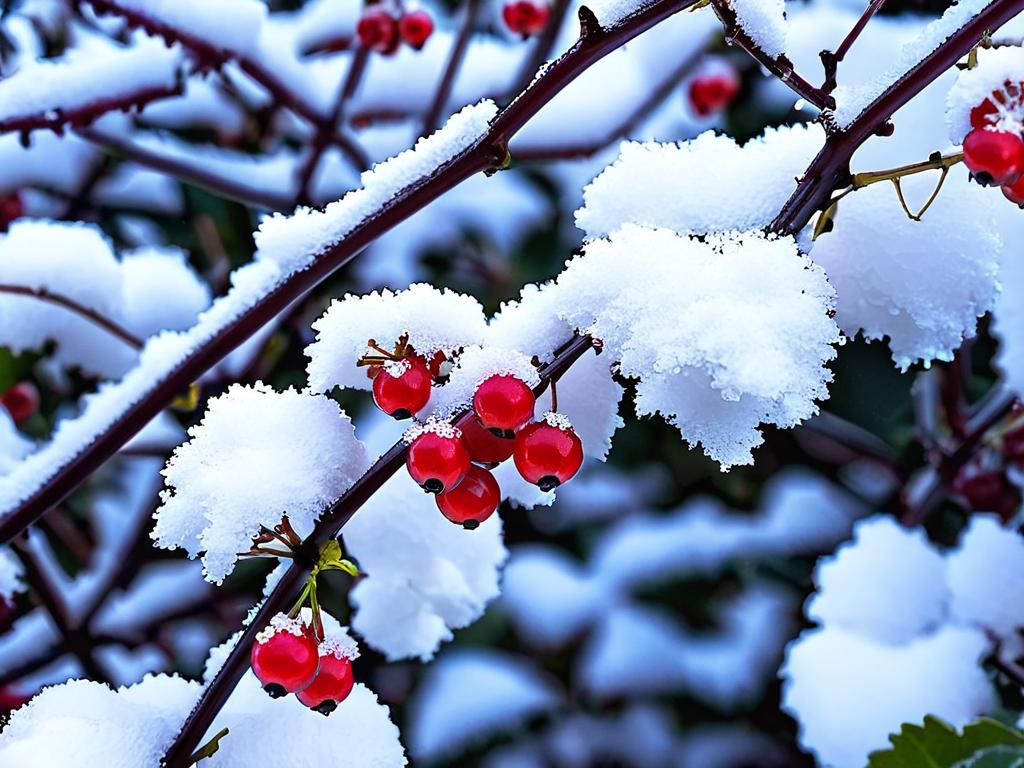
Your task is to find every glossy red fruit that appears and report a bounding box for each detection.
[296,643,356,715]
[372,355,432,419]
[426,350,448,380]
[459,415,515,466]
[963,128,1024,187]
[0,194,21,233]
[970,82,1021,129]
[1002,173,1024,207]
[357,6,400,54]
[473,374,535,438]
[398,9,434,50]
[688,70,740,117]
[952,462,1021,523]
[2,382,39,423]
[502,0,549,37]
[513,414,584,492]
[436,464,500,529]
[406,420,471,493]
[251,614,320,698]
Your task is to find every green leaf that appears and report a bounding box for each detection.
[867,717,1024,768]
[955,746,1024,768]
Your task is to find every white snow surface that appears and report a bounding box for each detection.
[946,45,1024,143]
[153,383,370,583]
[731,0,788,58]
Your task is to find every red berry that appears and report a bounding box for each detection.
[688,70,740,117]
[458,414,515,466]
[406,420,470,493]
[0,193,21,233]
[398,9,433,50]
[435,464,501,529]
[357,6,400,54]
[970,82,1022,129]
[963,128,1024,187]
[2,382,39,423]
[513,414,584,492]
[372,355,432,420]
[502,0,549,36]
[250,614,320,698]
[952,462,1021,523]
[472,374,535,438]
[426,350,448,380]
[295,641,356,716]
[1002,173,1024,207]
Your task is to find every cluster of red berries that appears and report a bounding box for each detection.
[687,67,740,118]
[501,0,550,37]
[250,614,357,716]
[2,382,38,423]
[356,4,434,54]
[962,82,1024,206]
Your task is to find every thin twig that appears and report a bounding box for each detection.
[422,0,483,135]
[820,0,887,94]
[0,283,144,349]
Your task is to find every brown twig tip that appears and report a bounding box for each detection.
[578,5,602,38]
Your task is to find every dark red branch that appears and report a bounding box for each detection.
[422,0,484,135]
[0,81,183,137]
[0,0,703,545]
[820,0,887,94]
[0,283,144,349]
[159,334,595,767]
[710,0,835,111]
[507,0,573,101]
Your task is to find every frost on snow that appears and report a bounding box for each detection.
[307,284,488,394]
[153,383,369,584]
[0,220,211,378]
[551,226,840,468]
[946,45,1024,143]
[782,514,1024,768]
[344,473,507,661]
[576,124,825,239]
[810,172,1000,371]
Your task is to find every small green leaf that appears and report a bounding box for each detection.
[954,745,1024,768]
[868,717,1024,768]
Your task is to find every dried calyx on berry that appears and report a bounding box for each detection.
[513,412,584,491]
[404,417,471,493]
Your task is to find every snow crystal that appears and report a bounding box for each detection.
[730,0,788,59]
[947,515,1024,637]
[487,282,576,365]
[946,46,1024,143]
[153,383,369,584]
[307,284,488,394]
[345,473,507,661]
[806,516,948,644]
[0,35,179,129]
[830,0,995,127]
[575,124,825,239]
[0,410,33,477]
[781,626,994,768]
[810,171,1000,370]
[552,226,840,468]
[255,101,497,273]
[409,649,560,761]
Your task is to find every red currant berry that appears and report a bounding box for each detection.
[688,70,740,117]
[473,374,535,438]
[513,413,584,492]
[357,6,400,54]
[952,462,1021,523]
[405,420,470,493]
[426,350,448,380]
[970,82,1022,129]
[0,193,21,233]
[435,464,500,529]
[398,9,434,50]
[2,382,39,423]
[502,0,549,37]
[1002,173,1024,207]
[372,355,432,420]
[250,614,320,698]
[295,639,356,716]
[458,414,515,467]
[963,128,1024,187]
